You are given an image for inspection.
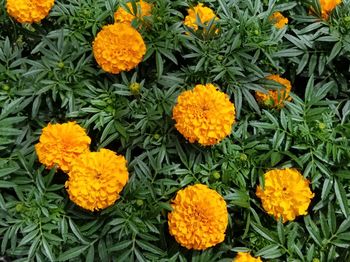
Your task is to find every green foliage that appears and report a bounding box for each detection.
[0,0,350,261]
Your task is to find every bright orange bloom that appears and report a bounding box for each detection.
[184,3,219,31]
[255,75,292,109]
[65,149,129,211]
[168,184,228,250]
[319,0,342,19]
[269,12,288,29]
[234,252,262,262]
[6,0,54,23]
[114,0,152,24]
[172,84,235,146]
[35,122,91,172]
[92,23,146,74]
[256,168,314,222]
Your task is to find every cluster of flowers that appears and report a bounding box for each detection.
[7,0,339,260]
[35,120,314,261]
[35,122,128,211]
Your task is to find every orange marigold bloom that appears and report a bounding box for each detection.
[35,122,91,173]
[114,0,152,24]
[256,168,314,222]
[319,0,342,19]
[234,252,262,262]
[168,184,228,250]
[172,84,235,146]
[65,149,129,211]
[255,75,292,108]
[184,3,219,31]
[269,12,288,29]
[92,23,146,74]
[6,0,54,23]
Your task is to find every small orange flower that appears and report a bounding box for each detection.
[6,0,54,23]
[168,184,228,250]
[255,75,292,109]
[319,0,342,19]
[65,149,129,211]
[256,168,314,222]
[269,12,288,29]
[35,122,91,172]
[184,3,219,31]
[92,23,146,74]
[234,252,262,262]
[114,0,152,24]
[172,84,235,146]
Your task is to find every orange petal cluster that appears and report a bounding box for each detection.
[184,3,219,31]
[92,23,146,74]
[172,84,235,146]
[319,0,342,19]
[6,0,54,23]
[35,122,91,173]
[256,168,314,222]
[65,149,129,211]
[114,0,152,24]
[255,75,292,109]
[234,252,262,262]
[269,12,288,29]
[168,184,228,250]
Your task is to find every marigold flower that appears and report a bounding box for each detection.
[234,252,262,262]
[319,0,342,19]
[172,84,235,146]
[168,184,228,250]
[65,149,129,211]
[6,0,54,23]
[269,12,288,29]
[35,122,91,172]
[114,0,152,24]
[255,75,292,108]
[92,23,146,74]
[184,3,219,31]
[256,168,314,222]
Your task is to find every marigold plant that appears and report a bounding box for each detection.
[255,75,292,108]
[234,252,263,262]
[35,122,91,173]
[92,23,146,74]
[6,0,54,23]
[256,168,314,222]
[168,184,228,250]
[172,83,235,146]
[65,149,129,211]
[269,12,288,29]
[114,0,152,24]
[184,3,219,31]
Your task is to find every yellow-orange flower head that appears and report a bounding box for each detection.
[234,252,262,262]
[65,149,129,211]
[92,23,146,74]
[172,84,235,146]
[114,0,152,24]
[256,168,314,222]
[319,0,342,19]
[35,122,91,173]
[6,0,54,23]
[255,75,292,108]
[184,3,219,31]
[269,12,288,29]
[168,184,228,250]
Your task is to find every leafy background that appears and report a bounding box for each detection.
[0,0,350,261]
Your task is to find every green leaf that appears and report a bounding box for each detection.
[58,246,89,261]
[334,179,350,218]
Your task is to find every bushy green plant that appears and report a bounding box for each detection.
[1,0,349,261]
